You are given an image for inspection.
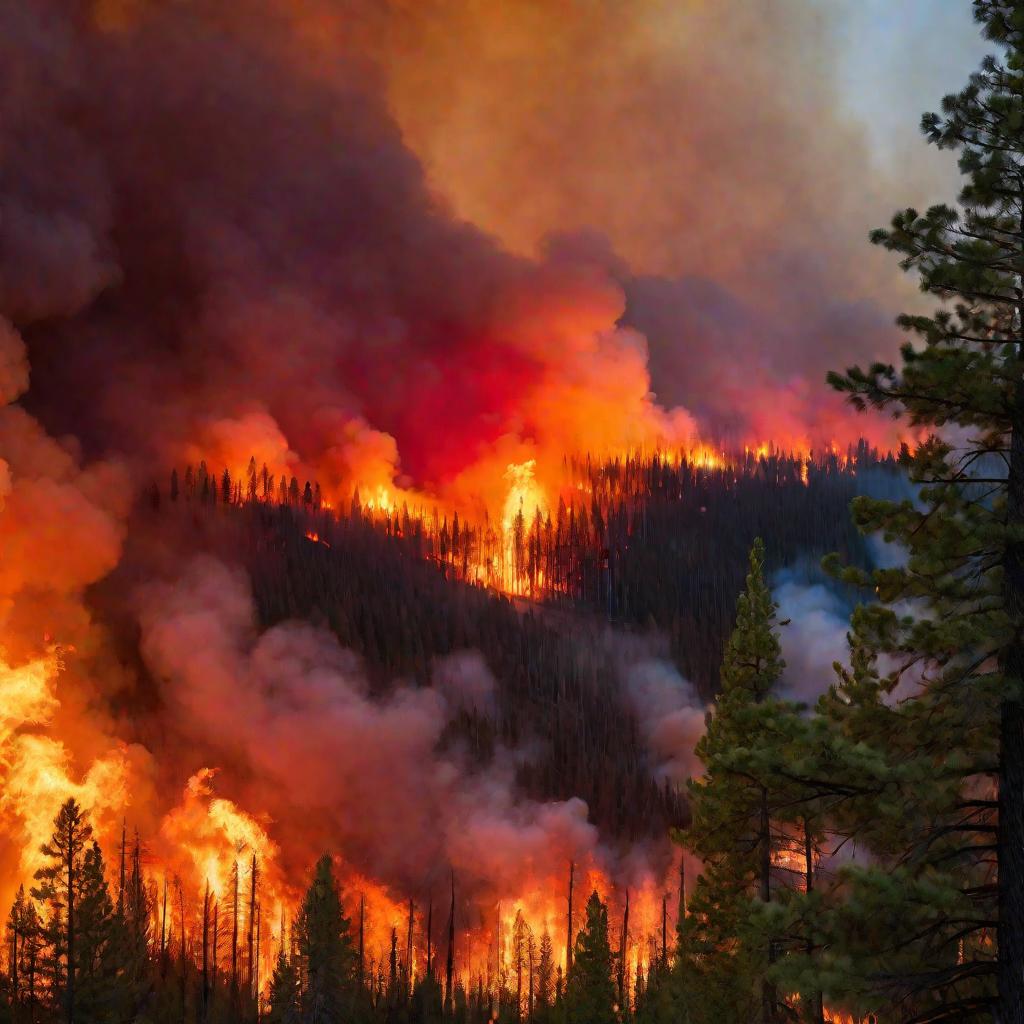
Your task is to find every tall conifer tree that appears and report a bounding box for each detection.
[296,854,359,1024]
[564,892,616,1024]
[825,2,1024,1018]
[681,539,795,1023]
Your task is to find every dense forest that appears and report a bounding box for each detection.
[120,445,895,843]
[1,798,676,1024]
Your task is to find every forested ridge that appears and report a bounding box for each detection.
[1,799,674,1024]
[121,445,893,842]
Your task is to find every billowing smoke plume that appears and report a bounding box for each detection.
[774,573,852,706]
[366,0,952,446]
[5,0,707,519]
[135,556,675,920]
[6,0,913,525]
[0,0,935,953]
[621,659,706,787]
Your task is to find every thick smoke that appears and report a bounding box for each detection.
[137,557,601,904]
[0,0,942,939]
[367,0,956,447]
[5,0,912,523]
[620,659,706,787]
[774,574,851,706]
[7,0,703,517]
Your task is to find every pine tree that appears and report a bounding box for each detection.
[267,950,301,1024]
[823,3,1024,1019]
[679,539,794,1023]
[563,892,616,1024]
[74,841,126,1023]
[6,887,25,1010]
[535,932,554,1021]
[512,911,529,1019]
[296,854,359,1024]
[31,798,93,1024]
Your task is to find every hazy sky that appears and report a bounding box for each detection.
[835,0,992,187]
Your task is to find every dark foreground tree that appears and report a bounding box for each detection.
[564,892,616,1024]
[296,854,359,1024]
[267,949,301,1024]
[681,539,798,1024]
[32,799,93,1024]
[827,3,1024,1018]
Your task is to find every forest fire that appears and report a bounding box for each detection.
[0,647,130,884]
[0,617,685,1010]
[2,0,1006,1018]
[0,650,676,1007]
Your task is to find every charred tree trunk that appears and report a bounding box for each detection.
[803,819,823,1024]
[358,894,365,986]
[230,862,239,1004]
[9,912,17,1000]
[132,835,143,940]
[426,895,433,978]
[528,934,535,1021]
[406,898,414,998]
[160,877,168,976]
[117,820,127,919]
[1000,369,1024,1022]
[247,856,257,995]
[760,786,775,1024]
[254,902,262,1010]
[661,894,667,968]
[212,902,219,1013]
[677,852,686,931]
[444,875,455,1015]
[65,823,75,1024]
[617,890,629,1012]
[566,861,575,976]
[202,883,210,1020]
[179,884,187,1024]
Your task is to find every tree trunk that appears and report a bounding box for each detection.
[617,890,629,1011]
[425,895,432,979]
[212,902,218,1012]
[231,863,239,1000]
[10,915,17,998]
[202,883,210,1020]
[160,877,168,976]
[247,856,257,994]
[566,861,575,976]
[993,166,1024,1023]
[359,894,365,987]
[406,898,414,998]
[804,818,824,1024]
[117,820,126,918]
[65,828,74,1024]
[661,893,667,967]
[179,885,186,1024]
[1000,402,1024,1023]
[760,786,775,1024]
[445,875,455,1014]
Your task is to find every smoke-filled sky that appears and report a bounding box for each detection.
[0,0,994,937]
[3,0,995,507]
